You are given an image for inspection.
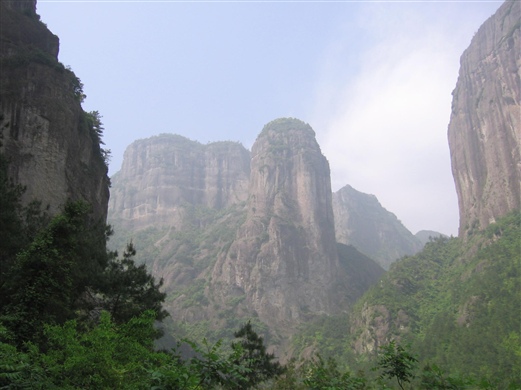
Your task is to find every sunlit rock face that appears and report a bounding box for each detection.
[0,0,109,220]
[108,134,250,231]
[448,0,520,237]
[333,184,423,270]
[211,118,342,333]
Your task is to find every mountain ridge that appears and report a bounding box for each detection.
[333,184,424,269]
[108,119,390,345]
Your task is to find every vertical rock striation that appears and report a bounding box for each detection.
[448,0,520,237]
[109,120,384,342]
[0,0,110,220]
[211,118,342,332]
[108,134,250,231]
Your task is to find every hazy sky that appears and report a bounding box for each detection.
[37,0,501,236]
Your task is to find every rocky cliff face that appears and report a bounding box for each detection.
[108,119,384,344]
[109,118,383,348]
[211,118,345,333]
[108,134,250,231]
[333,185,423,269]
[448,0,520,237]
[349,1,520,358]
[0,0,109,220]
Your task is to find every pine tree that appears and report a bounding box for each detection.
[231,321,284,389]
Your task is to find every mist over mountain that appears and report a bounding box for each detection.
[332,184,425,269]
[1,0,519,386]
[108,119,388,345]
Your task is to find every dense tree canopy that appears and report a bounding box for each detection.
[1,149,519,388]
[0,152,166,348]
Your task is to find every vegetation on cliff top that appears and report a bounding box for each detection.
[258,117,316,138]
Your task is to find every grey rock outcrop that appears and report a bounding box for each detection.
[211,118,344,333]
[0,0,109,220]
[108,119,385,343]
[448,0,520,237]
[108,134,250,231]
[333,184,423,269]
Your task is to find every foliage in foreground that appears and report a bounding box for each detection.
[0,313,476,390]
[0,150,167,348]
[0,311,286,389]
[290,211,521,389]
[372,341,417,390]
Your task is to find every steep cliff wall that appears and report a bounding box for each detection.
[348,1,520,363]
[0,0,109,220]
[211,118,345,333]
[448,0,520,237]
[333,184,423,269]
[108,134,250,231]
[108,120,384,344]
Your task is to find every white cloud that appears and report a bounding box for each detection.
[311,3,490,236]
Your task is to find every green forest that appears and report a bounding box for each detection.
[2,142,520,389]
[290,212,521,389]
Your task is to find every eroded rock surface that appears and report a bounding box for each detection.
[109,134,250,231]
[448,0,520,237]
[0,0,109,220]
[211,118,344,333]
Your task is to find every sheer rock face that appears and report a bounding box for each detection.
[0,0,109,220]
[211,118,341,332]
[108,134,250,231]
[448,0,521,237]
[333,185,423,269]
[109,120,384,339]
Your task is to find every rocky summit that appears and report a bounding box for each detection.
[211,118,343,333]
[448,0,520,237]
[108,118,385,343]
[0,0,109,220]
[333,184,424,269]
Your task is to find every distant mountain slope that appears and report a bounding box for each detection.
[349,212,520,387]
[415,230,447,246]
[336,243,385,295]
[333,184,423,269]
[108,134,250,232]
[108,119,385,348]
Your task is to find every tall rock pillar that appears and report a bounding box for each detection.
[212,118,340,333]
[448,1,520,237]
